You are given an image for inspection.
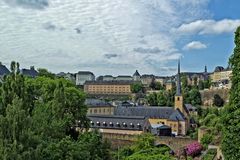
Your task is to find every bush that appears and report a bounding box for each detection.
[201,134,213,149]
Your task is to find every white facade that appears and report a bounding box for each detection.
[76,71,95,85]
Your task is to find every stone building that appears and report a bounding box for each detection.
[133,70,141,81]
[76,71,95,86]
[210,66,232,89]
[84,80,133,96]
[88,115,150,136]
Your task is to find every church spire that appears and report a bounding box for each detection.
[176,60,181,96]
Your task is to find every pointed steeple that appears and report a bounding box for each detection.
[204,65,207,73]
[176,60,181,96]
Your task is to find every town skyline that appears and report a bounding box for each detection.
[0,0,239,75]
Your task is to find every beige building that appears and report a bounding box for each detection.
[84,81,132,95]
[210,66,232,89]
[85,99,114,115]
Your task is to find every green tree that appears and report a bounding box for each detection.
[198,80,204,90]
[187,89,202,106]
[37,68,55,79]
[131,82,143,93]
[222,26,240,159]
[157,91,167,106]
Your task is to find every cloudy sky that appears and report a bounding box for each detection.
[0,0,240,76]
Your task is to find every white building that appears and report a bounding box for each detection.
[76,71,95,85]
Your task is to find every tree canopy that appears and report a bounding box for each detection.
[221,26,240,159]
[0,61,110,160]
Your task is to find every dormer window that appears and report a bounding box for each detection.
[96,121,100,126]
[103,121,107,126]
[137,123,141,128]
[90,121,94,125]
[109,122,113,127]
[130,123,134,128]
[116,122,120,127]
[123,122,127,127]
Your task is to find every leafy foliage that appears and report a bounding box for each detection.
[113,133,173,160]
[0,62,110,160]
[131,82,143,93]
[221,26,240,159]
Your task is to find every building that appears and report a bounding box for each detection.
[76,71,95,86]
[88,115,150,136]
[85,99,114,115]
[102,75,114,81]
[57,72,76,84]
[165,79,175,91]
[115,75,133,81]
[154,76,167,85]
[86,61,190,136]
[141,74,155,86]
[210,66,232,89]
[181,66,209,86]
[84,80,133,96]
[133,70,141,81]
[0,63,10,82]
[21,66,38,78]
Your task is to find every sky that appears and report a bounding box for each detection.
[0,0,240,76]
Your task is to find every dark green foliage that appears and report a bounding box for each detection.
[131,82,143,93]
[113,134,173,160]
[0,62,110,159]
[37,68,56,79]
[200,133,213,149]
[213,94,224,107]
[221,26,240,159]
[186,89,202,106]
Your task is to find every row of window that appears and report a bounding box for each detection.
[89,108,111,114]
[91,121,142,128]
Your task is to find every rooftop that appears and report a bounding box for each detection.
[85,80,134,85]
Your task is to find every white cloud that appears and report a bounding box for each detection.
[174,19,240,35]
[0,0,211,75]
[183,41,207,50]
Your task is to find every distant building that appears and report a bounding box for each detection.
[88,115,150,136]
[181,66,209,86]
[86,61,191,136]
[84,80,133,96]
[210,66,232,89]
[0,63,10,82]
[133,70,141,81]
[115,75,133,81]
[57,72,76,83]
[165,79,175,91]
[76,71,95,86]
[141,74,155,86]
[102,75,114,81]
[154,76,167,85]
[21,66,38,78]
[85,99,114,115]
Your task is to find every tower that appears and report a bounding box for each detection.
[133,70,141,81]
[175,60,184,113]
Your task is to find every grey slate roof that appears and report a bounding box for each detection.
[115,106,175,119]
[168,108,186,121]
[115,106,187,121]
[77,71,94,75]
[88,115,148,131]
[85,99,113,108]
[21,67,38,78]
[133,70,140,76]
[214,66,224,72]
[0,64,10,76]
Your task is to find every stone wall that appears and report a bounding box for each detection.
[200,89,229,106]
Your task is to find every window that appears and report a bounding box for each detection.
[177,97,180,101]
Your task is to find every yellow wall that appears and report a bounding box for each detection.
[84,84,131,95]
[88,106,114,115]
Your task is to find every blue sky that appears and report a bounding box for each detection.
[0,0,240,76]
